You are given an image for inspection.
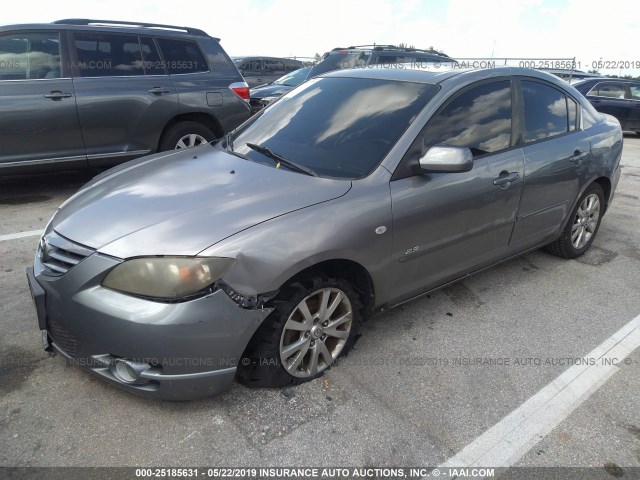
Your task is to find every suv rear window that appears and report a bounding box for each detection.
[156,38,208,74]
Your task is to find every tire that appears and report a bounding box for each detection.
[545,183,604,259]
[158,121,216,151]
[237,276,362,388]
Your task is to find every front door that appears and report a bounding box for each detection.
[389,79,524,303]
[0,31,86,169]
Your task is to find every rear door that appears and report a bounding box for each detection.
[628,83,640,131]
[389,79,524,302]
[0,30,86,170]
[510,79,589,250]
[69,31,179,167]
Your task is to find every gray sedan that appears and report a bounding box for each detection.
[27,67,622,400]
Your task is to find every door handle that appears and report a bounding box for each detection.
[569,150,588,167]
[493,171,519,187]
[148,86,171,95]
[44,91,72,100]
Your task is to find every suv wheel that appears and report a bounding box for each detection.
[159,121,216,151]
[545,183,604,259]
[237,276,362,388]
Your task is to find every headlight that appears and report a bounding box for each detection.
[102,257,235,300]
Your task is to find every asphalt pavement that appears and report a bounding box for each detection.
[1,136,639,477]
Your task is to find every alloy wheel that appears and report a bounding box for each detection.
[571,193,600,249]
[279,288,353,378]
[175,133,208,149]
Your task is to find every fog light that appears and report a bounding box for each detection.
[112,359,151,384]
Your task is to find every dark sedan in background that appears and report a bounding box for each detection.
[573,78,640,134]
[249,66,311,114]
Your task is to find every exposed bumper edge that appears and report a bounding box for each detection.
[50,341,237,401]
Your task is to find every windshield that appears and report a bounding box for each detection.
[273,67,311,86]
[227,77,439,179]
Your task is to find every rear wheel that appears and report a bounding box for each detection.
[237,276,362,388]
[545,183,604,259]
[159,121,216,151]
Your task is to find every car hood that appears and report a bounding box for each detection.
[249,84,294,99]
[52,146,351,258]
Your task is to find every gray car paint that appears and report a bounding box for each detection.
[51,145,352,257]
[28,67,622,400]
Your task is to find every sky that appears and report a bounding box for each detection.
[4,0,639,75]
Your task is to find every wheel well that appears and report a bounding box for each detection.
[593,177,612,210]
[284,260,375,315]
[158,113,224,150]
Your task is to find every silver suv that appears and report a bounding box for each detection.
[0,19,251,174]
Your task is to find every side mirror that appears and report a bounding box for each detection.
[419,146,473,173]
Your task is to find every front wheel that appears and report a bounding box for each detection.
[545,183,604,259]
[237,276,362,388]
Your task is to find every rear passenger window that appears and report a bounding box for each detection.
[156,38,208,74]
[522,81,568,142]
[0,32,61,80]
[422,81,512,156]
[73,32,144,77]
[587,82,626,99]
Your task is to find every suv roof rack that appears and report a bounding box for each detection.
[331,44,450,58]
[52,19,210,37]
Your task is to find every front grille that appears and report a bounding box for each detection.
[48,318,78,357]
[39,230,94,276]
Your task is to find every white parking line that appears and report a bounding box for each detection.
[0,230,42,242]
[437,314,640,473]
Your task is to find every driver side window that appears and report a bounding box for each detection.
[423,80,513,156]
[395,80,513,179]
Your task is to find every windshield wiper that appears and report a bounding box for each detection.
[246,143,319,177]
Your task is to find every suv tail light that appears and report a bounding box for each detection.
[229,82,250,102]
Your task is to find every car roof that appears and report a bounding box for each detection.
[329,45,451,58]
[575,77,640,84]
[322,66,569,86]
[0,20,215,39]
[232,56,304,62]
